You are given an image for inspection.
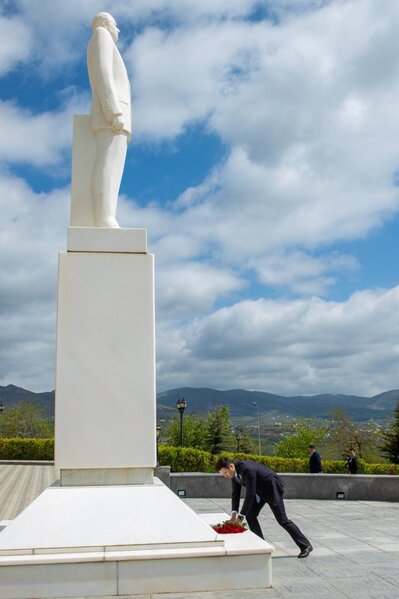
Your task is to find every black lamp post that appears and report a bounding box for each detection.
[176,398,187,448]
[156,425,161,467]
[235,427,243,452]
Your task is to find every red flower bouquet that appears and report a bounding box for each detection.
[212,520,247,534]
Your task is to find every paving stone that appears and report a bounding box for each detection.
[311,530,348,539]
[151,591,283,599]
[2,465,399,599]
[273,576,348,597]
[374,573,399,587]
[306,563,372,579]
[328,575,398,595]
[345,551,399,566]
[369,543,399,552]
[369,565,399,577]
[271,562,319,579]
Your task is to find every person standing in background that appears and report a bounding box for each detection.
[308,444,322,473]
[346,448,358,474]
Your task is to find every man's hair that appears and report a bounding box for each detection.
[348,448,355,452]
[215,456,234,471]
[308,444,316,449]
[92,12,115,30]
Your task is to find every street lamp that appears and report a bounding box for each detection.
[176,398,187,448]
[156,425,161,467]
[252,401,261,456]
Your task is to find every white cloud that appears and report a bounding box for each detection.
[116,0,399,283]
[0,93,88,166]
[11,0,102,71]
[118,195,245,318]
[156,286,399,396]
[11,0,260,74]
[116,0,259,23]
[126,21,263,140]
[0,15,32,75]
[0,305,56,392]
[2,0,399,397]
[0,170,69,391]
[251,250,359,295]
[156,262,245,319]
[137,141,396,272]
[265,0,334,20]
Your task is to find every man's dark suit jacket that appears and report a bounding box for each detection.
[232,460,284,516]
[346,456,358,474]
[309,451,322,473]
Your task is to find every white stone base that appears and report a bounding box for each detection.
[55,250,156,471]
[0,482,273,597]
[60,467,154,486]
[67,227,147,253]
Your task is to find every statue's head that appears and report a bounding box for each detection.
[92,12,119,42]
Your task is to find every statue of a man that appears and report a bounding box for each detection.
[87,12,132,228]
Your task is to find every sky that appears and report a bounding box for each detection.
[1,0,399,397]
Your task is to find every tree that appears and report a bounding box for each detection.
[274,419,328,458]
[328,408,383,462]
[0,402,53,438]
[163,405,235,454]
[163,415,208,449]
[205,406,234,455]
[381,398,399,464]
[233,425,257,454]
[327,408,354,457]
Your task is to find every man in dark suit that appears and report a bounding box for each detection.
[216,457,313,558]
[308,445,322,473]
[346,448,358,474]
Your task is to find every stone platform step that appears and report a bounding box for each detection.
[0,480,273,598]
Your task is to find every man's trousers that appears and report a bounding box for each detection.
[246,496,310,549]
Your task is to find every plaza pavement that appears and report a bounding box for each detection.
[1,464,399,598]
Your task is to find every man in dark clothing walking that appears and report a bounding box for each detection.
[308,444,322,473]
[216,457,313,558]
[346,448,358,474]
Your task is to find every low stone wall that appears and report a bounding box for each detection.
[2,462,397,502]
[169,472,399,502]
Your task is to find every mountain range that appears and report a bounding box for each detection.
[1,384,398,422]
[157,387,399,421]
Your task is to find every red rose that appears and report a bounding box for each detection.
[212,520,247,534]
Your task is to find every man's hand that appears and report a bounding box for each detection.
[110,114,124,132]
[229,513,245,525]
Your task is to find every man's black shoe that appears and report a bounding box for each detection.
[298,544,313,558]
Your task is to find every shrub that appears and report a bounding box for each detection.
[158,446,212,472]
[2,440,399,475]
[0,438,54,460]
[159,446,399,475]
[320,459,348,474]
[229,453,309,473]
[362,462,399,475]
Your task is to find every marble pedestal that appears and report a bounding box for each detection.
[0,482,273,598]
[55,228,156,484]
[0,228,274,596]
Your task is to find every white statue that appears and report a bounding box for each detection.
[87,12,132,227]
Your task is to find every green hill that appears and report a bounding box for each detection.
[1,384,398,422]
